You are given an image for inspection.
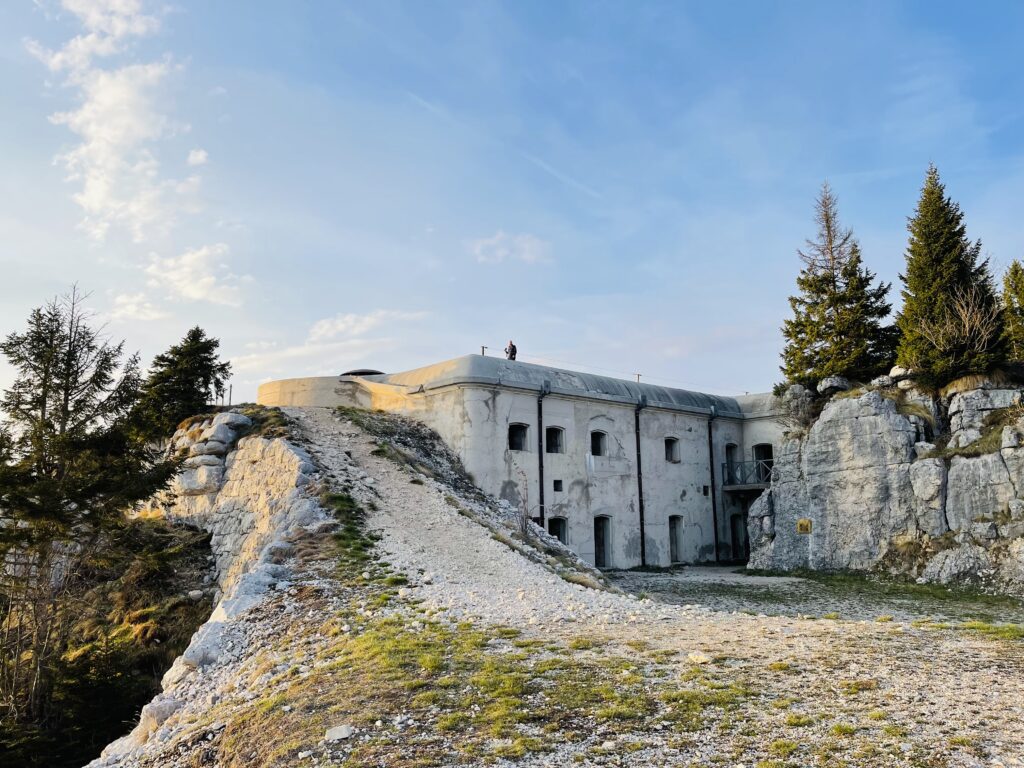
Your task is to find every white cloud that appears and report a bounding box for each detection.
[308,310,427,343]
[469,230,550,264]
[28,1,201,243]
[187,148,208,166]
[146,243,244,306]
[49,60,176,241]
[109,291,166,320]
[233,310,428,375]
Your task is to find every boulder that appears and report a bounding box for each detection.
[325,724,354,741]
[191,440,227,456]
[817,376,851,396]
[200,423,236,445]
[921,544,991,584]
[946,455,1014,531]
[871,375,895,388]
[135,697,182,741]
[212,411,253,430]
[889,366,911,379]
[173,466,224,496]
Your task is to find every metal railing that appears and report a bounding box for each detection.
[722,459,774,487]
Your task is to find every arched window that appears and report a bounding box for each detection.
[590,430,607,457]
[664,437,680,462]
[508,423,529,452]
[545,426,565,454]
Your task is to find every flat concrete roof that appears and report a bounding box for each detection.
[357,355,751,418]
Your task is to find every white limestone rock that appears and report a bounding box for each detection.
[200,423,236,445]
[871,374,895,388]
[212,411,252,430]
[172,466,224,496]
[909,458,947,536]
[817,376,851,396]
[190,440,227,456]
[946,455,1014,532]
[921,544,991,584]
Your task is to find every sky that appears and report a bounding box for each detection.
[2,1,1024,402]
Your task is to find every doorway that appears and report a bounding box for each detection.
[731,513,749,562]
[593,516,610,568]
[548,517,568,545]
[669,515,682,563]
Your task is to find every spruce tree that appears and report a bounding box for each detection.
[896,165,1004,388]
[1003,260,1024,361]
[135,327,232,439]
[781,183,895,388]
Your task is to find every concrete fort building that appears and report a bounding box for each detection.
[258,355,784,569]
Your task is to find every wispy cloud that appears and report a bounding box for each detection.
[27,1,186,242]
[468,230,551,264]
[308,309,427,342]
[187,148,208,166]
[233,309,427,375]
[30,0,245,313]
[146,243,245,306]
[109,291,166,321]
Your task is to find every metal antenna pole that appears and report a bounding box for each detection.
[481,346,487,356]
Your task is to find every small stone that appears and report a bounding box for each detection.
[325,724,354,741]
[188,589,205,602]
[687,651,711,664]
[601,739,617,750]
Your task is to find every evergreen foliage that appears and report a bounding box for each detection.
[896,166,1005,388]
[0,289,184,763]
[135,326,231,439]
[781,182,896,388]
[1002,259,1024,361]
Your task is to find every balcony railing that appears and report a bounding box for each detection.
[722,459,774,488]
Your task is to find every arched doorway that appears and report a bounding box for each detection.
[593,516,611,568]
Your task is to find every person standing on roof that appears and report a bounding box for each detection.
[505,340,517,360]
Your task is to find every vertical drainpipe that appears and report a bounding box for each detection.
[536,381,550,526]
[707,405,721,563]
[634,395,648,568]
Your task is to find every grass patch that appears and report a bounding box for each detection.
[769,739,799,757]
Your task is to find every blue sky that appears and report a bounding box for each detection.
[2,1,1024,401]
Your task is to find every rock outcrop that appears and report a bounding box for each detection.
[94,411,329,764]
[749,382,1024,594]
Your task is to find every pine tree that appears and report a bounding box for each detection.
[0,289,178,723]
[781,182,895,388]
[1003,260,1024,361]
[896,165,1005,388]
[135,327,232,439]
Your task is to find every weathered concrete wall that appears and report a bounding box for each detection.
[259,358,788,569]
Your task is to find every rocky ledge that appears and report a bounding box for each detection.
[749,378,1024,594]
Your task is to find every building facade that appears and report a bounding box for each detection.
[258,355,784,569]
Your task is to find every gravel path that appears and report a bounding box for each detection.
[286,407,1024,767]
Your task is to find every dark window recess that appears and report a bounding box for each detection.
[545,426,565,454]
[590,431,607,456]
[664,437,680,462]
[508,424,528,451]
[553,479,564,492]
[702,485,709,496]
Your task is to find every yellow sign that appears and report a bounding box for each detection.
[796,518,812,534]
